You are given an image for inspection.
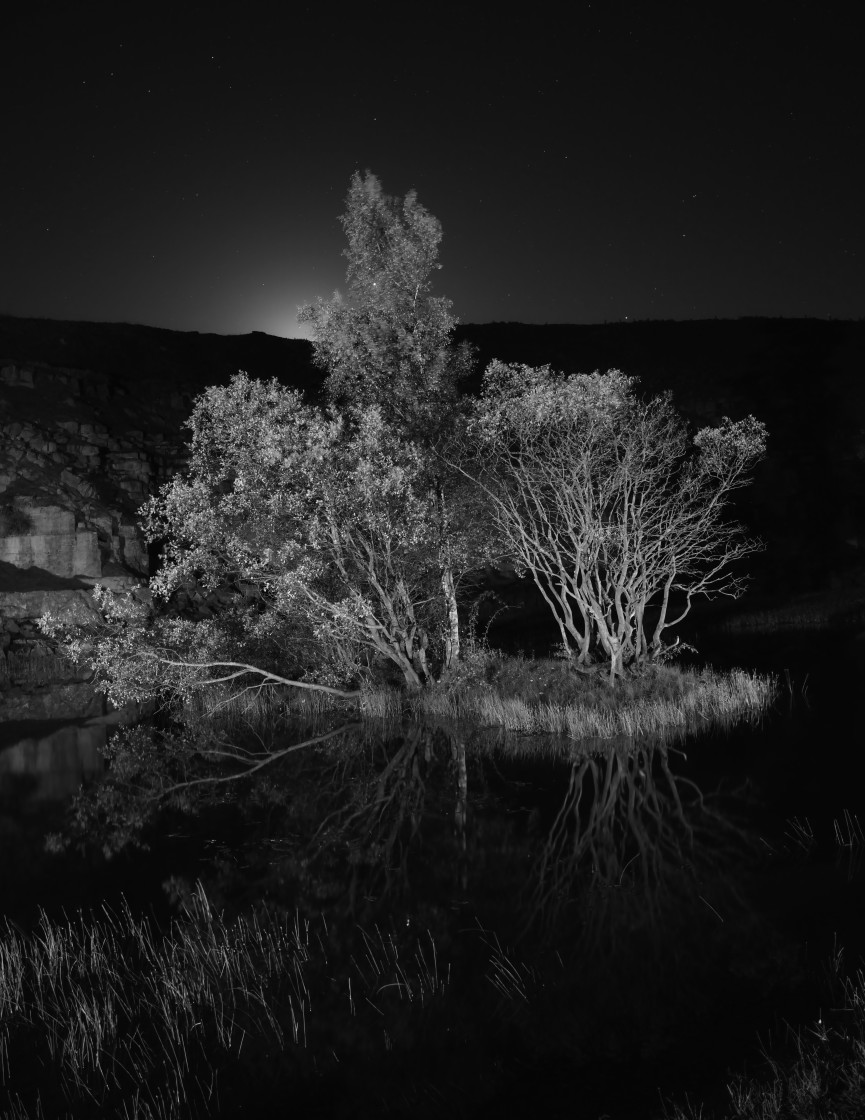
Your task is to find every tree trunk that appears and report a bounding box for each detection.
[413,629,431,684]
[576,602,592,664]
[441,563,460,671]
[436,480,461,673]
[609,645,622,685]
[401,662,424,691]
[651,572,675,657]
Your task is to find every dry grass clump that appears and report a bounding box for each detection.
[413,655,776,739]
[184,680,353,735]
[357,686,405,722]
[182,652,776,742]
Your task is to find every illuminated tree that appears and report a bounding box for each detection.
[299,171,480,668]
[46,175,493,707]
[298,170,473,434]
[141,372,453,691]
[465,362,767,682]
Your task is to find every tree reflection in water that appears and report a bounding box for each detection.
[523,738,752,939]
[277,724,474,925]
[45,715,799,1107]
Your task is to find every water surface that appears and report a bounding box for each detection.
[2,632,864,1117]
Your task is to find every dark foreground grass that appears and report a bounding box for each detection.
[665,962,865,1119]
[5,872,865,1119]
[0,884,454,1119]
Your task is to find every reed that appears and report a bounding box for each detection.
[413,660,776,739]
[665,962,865,1119]
[0,884,452,1118]
[183,654,775,742]
[357,686,405,722]
[186,679,353,735]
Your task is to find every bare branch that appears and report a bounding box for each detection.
[151,657,362,698]
[159,722,363,796]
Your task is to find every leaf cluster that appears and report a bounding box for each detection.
[298,170,474,441]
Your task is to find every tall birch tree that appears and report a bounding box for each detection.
[299,171,479,669]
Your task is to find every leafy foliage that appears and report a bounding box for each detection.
[142,373,458,689]
[300,170,489,671]
[298,170,474,438]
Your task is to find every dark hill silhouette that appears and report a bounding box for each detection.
[0,315,323,399]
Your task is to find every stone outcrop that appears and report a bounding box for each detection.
[0,360,185,576]
[0,319,320,712]
[0,360,174,701]
[0,503,101,578]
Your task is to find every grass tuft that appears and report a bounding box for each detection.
[0,884,453,1118]
[179,653,776,742]
[413,657,777,740]
[665,963,865,1118]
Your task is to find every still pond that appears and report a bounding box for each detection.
[1,630,864,1118]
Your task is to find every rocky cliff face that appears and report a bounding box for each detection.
[0,318,319,711]
[0,359,189,702]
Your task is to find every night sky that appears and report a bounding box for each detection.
[3,2,861,339]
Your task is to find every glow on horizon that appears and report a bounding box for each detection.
[261,311,317,341]
[246,311,314,340]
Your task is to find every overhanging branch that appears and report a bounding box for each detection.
[152,656,362,698]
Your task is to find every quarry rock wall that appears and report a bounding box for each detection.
[0,318,318,716]
[0,359,186,698]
